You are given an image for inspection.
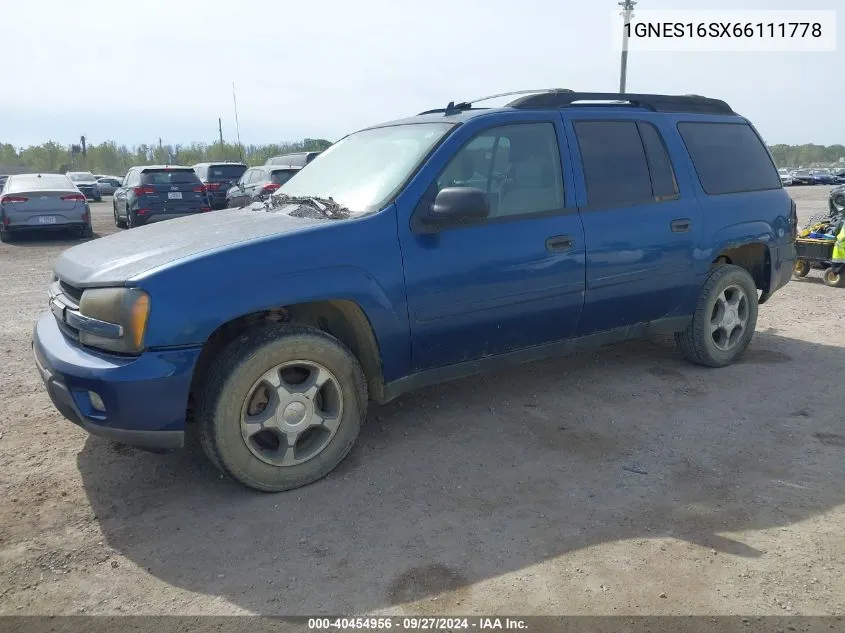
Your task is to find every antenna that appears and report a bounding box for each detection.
[232,82,244,161]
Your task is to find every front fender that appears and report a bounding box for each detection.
[135,209,411,382]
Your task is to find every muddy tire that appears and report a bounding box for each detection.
[792,259,810,278]
[823,267,845,288]
[197,324,367,492]
[675,264,758,368]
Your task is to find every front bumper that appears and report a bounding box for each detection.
[32,312,202,450]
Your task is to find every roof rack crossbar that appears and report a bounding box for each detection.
[416,89,574,116]
[507,91,735,115]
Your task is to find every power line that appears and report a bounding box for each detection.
[618,0,637,93]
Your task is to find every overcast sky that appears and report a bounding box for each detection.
[0,0,841,148]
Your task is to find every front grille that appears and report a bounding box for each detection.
[50,278,83,340]
[59,280,83,307]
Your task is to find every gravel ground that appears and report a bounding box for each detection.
[0,187,843,616]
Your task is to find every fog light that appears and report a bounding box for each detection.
[88,391,105,412]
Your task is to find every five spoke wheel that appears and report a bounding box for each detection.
[240,361,344,467]
[709,285,749,352]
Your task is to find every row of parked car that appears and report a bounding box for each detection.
[779,167,845,186]
[110,151,321,228]
[0,151,322,238]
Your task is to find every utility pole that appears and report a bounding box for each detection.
[218,118,224,146]
[618,0,637,93]
[232,82,244,162]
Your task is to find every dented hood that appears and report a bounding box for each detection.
[54,206,322,287]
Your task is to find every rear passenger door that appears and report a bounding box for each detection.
[116,168,137,215]
[563,115,702,334]
[232,170,252,206]
[244,169,262,201]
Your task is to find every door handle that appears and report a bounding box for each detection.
[670,218,692,233]
[546,235,575,252]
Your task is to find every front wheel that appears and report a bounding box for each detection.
[197,324,368,492]
[675,264,759,368]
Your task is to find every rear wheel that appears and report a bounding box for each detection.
[793,259,811,277]
[126,209,136,229]
[823,267,845,288]
[80,224,93,239]
[0,229,10,243]
[197,324,367,492]
[675,264,758,368]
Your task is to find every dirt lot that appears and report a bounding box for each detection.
[1,187,843,616]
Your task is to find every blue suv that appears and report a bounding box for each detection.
[112,165,211,228]
[33,90,797,492]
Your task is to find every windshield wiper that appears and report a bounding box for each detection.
[264,193,350,219]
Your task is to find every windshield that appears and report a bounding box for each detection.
[794,170,809,176]
[271,169,299,185]
[141,169,201,185]
[68,172,95,182]
[208,164,247,180]
[276,122,454,214]
[8,174,73,192]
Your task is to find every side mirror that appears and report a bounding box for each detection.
[427,187,489,226]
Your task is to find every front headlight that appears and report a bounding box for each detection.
[78,287,151,354]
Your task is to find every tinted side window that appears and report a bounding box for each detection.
[637,122,678,199]
[677,122,781,195]
[437,122,564,218]
[574,121,652,207]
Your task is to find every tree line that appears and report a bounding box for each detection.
[0,138,842,176]
[0,139,333,176]
[768,144,845,169]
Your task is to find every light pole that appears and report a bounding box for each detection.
[618,0,637,93]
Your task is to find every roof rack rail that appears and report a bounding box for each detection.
[507,91,735,115]
[417,89,573,116]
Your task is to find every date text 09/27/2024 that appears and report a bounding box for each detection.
[307,617,529,630]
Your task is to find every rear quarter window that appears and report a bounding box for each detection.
[677,122,781,195]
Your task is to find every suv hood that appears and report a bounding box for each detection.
[54,206,323,287]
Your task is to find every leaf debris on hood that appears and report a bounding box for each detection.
[264,193,351,220]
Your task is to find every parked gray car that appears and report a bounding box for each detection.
[0,173,93,242]
[95,176,121,195]
[66,171,102,202]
